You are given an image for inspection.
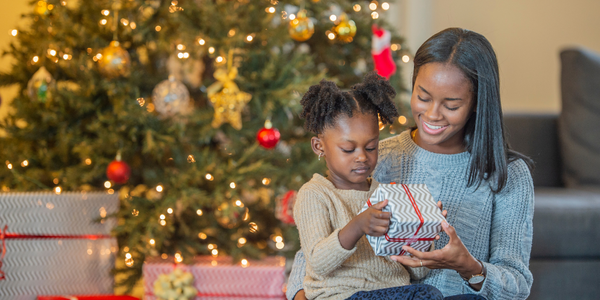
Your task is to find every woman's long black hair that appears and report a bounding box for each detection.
[413,28,533,192]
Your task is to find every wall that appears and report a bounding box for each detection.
[0,1,29,131]
[387,0,600,113]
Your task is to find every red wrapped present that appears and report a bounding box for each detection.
[143,255,286,300]
[38,296,139,300]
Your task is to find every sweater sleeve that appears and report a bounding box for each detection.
[294,187,357,277]
[465,159,535,300]
[285,250,307,300]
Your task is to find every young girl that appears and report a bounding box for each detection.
[294,72,443,300]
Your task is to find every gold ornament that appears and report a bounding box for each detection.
[27,66,54,103]
[153,268,197,300]
[214,200,248,229]
[289,10,314,42]
[98,41,131,78]
[34,1,49,15]
[206,51,252,130]
[332,13,357,43]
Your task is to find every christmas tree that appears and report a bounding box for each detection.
[0,0,411,291]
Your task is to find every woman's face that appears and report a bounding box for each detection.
[411,62,475,154]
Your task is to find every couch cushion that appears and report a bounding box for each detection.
[504,114,562,187]
[529,259,600,300]
[559,48,600,187]
[532,187,600,258]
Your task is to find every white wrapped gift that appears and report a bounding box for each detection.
[360,183,445,256]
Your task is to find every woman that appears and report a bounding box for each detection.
[287,27,534,300]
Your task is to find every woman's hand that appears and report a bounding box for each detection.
[390,220,484,290]
[293,289,307,300]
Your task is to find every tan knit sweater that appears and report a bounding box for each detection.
[294,174,418,300]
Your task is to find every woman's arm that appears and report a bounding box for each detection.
[286,250,307,300]
[392,160,535,300]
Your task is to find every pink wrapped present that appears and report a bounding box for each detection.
[143,256,286,300]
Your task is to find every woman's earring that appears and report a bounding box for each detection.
[318,152,323,161]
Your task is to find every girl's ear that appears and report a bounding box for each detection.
[311,136,324,156]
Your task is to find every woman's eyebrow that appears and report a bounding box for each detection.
[419,85,463,101]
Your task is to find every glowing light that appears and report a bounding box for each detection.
[21,160,28,167]
[402,55,410,63]
[391,44,400,51]
[130,22,137,29]
[102,10,110,16]
[120,19,129,26]
[124,246,130,252]
[205,173,214,181]
[262,178,271,185]
[369,2,378,10]
[149,238,155,245]
[276,242,285,249]
[228,29,236,37]
[155,26,162,32]
[183,52,189,58]
[371,12,379,19]
[177,52,184,59]
[329,15,337,22]
[289,14,296,20]
[238,237,247,245]
[156,185,163,192]
[353,4,362,12]
[6,163,12,170]
[241,258,248,267]
[48,49,57,56]
[196,209,203,216]
[104,181,111,188]
[61,1,67,6]
[208,244,215,250]
[398,116,407,125]
[10,29,17,37]
[198,232,207,239]
[382,2,390,10]
[62,54,71,60]
[187,155,195,163]
[208,47,215,54]
[100,207,107,218]
[95,53,103,60]
[125,253,132,259]
[327,32,336,40]
[147,103,155,112]
[246,35,253,42]
[160,214,166,220]
[54,186,62,194]
[229,182,236,189]
[211,249,218,256]
[100,19,108,25]
[33,56,39,63]
[175,253,183,263]
[53,178,59,184]
[132,209,139,216]
[198,38,205,45]
[275,236,283,243]
[159,219,166,226]
[87,248,93,255]
[266,7,275,13]
[177,44,185,51]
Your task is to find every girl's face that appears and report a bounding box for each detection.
[411,62,475,154]
[312,112,380,191]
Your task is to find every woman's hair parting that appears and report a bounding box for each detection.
[413,27,532,192]
[300,72,399,134]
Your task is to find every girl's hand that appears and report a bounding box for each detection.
[357,199,390,236]
[390,221,482,280]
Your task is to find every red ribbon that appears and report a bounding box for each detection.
[0,225,112,281]
[367,184,429,255]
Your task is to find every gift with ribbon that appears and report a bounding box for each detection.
[143,255,286,300]
[359,183,446,256]
[0,192,118,300]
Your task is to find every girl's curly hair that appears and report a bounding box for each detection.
[300,72,399,134]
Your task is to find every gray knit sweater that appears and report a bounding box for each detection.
[286,130,535,300]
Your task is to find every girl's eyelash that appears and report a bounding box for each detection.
[366,148,376,152]
[417,95,429,101]
[342,149,354,153]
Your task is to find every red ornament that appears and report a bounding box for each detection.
[257,120,281,149]
[106,159,131,184]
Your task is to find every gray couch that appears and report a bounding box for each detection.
[503,47,600,300]
[504,114,600,300]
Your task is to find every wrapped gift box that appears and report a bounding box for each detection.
[0,192,118,300]
[143,256,286,300]
[360,183,445,256]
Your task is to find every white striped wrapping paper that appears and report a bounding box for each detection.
[0,192,118,300]
[359,183,446,256]
[143,256,286,300]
